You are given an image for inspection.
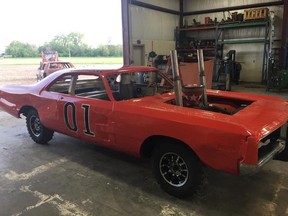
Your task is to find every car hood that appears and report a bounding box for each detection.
[123,92,288,140]
[231,99,288,139]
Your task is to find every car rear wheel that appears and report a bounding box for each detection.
[153,142,204,198]
[26,109,54,144]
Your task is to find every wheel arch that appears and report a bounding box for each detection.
[140,135,199,159]
[19,105,37,117]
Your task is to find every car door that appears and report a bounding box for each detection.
[38,74,72,130]
[54,73,115,146]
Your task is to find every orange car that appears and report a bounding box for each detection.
[1,66,288,198]
[37,61,74,81]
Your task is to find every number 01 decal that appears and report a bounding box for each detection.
[82,104,95,136]
[64,102,95,137]
[64,102,77,131]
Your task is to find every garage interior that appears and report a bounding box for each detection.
[0,0,288,216]
[123,0,288,91]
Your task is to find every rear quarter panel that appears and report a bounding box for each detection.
[0,85,58,124]
[0,86,33,117]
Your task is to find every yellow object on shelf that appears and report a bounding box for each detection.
[244,8,269,21]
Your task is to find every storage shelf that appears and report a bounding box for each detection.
[177,47,215,51]
[215,20,270,82]
[179,25,216,31]
[178,21,268,32]
[176,20,270,82]
[217,21,268,29]
[181,56,215,62]
[218,38,268,45]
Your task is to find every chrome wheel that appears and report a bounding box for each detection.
[26,109,54,144]
[153,143,204,198]
[29,115,42,137]
[159,152,188,187]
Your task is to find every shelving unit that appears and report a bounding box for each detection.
[215,20,270,81]
[175,25,217,62]
[176,20,270,82]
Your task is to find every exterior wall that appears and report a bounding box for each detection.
[183,0,284,82]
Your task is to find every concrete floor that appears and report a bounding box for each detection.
[0,85,288,216]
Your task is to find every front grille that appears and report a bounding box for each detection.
[258,122,287,160]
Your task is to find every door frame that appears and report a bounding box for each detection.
[132,44,145,66]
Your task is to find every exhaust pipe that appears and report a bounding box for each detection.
[170,50,183,106]
[197,49,208,106]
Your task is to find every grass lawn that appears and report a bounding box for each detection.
[0,57,123,66]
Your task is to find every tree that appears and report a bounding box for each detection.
[5,32,123,57]
[108,44,123,57]
[45,32,86,57]
[6,41,38,57]
[67,32,84,46]
[97,45,110,56]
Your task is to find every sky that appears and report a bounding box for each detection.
[1,0,123,52]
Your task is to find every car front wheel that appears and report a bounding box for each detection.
[26,109,54,144]
[153,142,204,198]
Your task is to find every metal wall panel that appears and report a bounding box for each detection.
[129,2,178,65]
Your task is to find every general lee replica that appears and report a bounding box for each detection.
[0,51,287,198]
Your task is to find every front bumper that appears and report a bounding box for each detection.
[239,139,286,175]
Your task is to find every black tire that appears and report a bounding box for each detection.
[153,142,204,198]
[26,109,54,144]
